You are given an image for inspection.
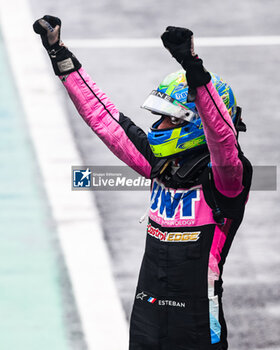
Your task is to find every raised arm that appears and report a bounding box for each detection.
[33,15,157,178]
[60,68,156,178]
[161,26,243,197]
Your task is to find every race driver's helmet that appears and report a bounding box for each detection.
[141,70,237,158]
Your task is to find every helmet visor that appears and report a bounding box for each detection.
[141,90,198,122]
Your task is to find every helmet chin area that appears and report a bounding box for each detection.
[148,114,206,158]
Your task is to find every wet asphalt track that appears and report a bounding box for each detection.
[30,1,280,349]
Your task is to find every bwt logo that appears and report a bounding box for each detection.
[73,168,92,188]
[150,180,200,219]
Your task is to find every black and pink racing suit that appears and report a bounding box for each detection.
[60,67,252,350]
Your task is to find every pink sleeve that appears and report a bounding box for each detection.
[195,81,243,197]
[59,68,152,178]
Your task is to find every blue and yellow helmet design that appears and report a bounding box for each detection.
[141,70,237,158]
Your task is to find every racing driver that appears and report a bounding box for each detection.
[33,16,252,350]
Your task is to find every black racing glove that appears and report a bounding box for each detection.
[33,15,81,76]
[161,26,211,88]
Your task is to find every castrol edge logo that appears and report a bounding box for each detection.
[147,224,200,242]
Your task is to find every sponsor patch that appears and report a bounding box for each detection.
[60,74,69,82]
[136,292,186,308]
[158,300,186,308]
[147,224,167,241]
[167,232,200,242]
[150,179,200,220]
[136,292,147,300]
[147,224,200,242]
[57,58,75,73]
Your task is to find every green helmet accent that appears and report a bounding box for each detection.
[142,70,237,158]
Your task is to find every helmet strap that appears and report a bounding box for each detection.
[187,86,197,102]
[234,106,247,139]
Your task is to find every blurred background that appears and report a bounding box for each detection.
[0,0,280,349]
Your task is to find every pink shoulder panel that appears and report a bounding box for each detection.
[196,82,243,197]
[61,68,152,178]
